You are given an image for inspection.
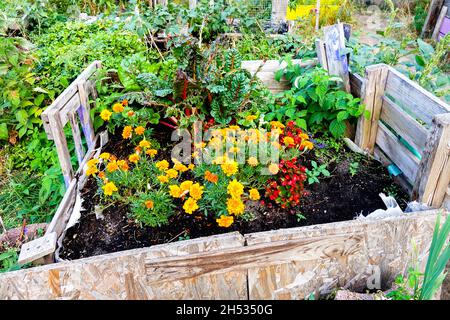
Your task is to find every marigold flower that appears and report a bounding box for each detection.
[135,146,142,154]
[189,183,204,200]
[166,168,178,179]
[174,163,188,172]
[122,99,128,106]
[183,197,199,214]
[247,157,258,167]
[87,158,99,168]
[205,171,218,184]
[98,171,106,180]
[302,140,314,150]
[86,166,98,176]
[188,164,195,170]
[129,153,140,163]
[127,111,135,117]
[135,126,145,135]
[268,163,279,175]
[194,141,206,149]
[270,121,285,129]
[180,180,193,191]
[229,125,240,130]
[145,200,154,209]
[246,115,258,121]
[284,136,295,146]
[139,139,151,148]
[146,149,157,157]
[122,126,133,139]
[117,160,129,171]
[221,161,238,177]
[300,133,309,140]
[107,160,119,173]
[156,160,169,171]
[227,179,244,198]
[213,155,228,165]
[169,185,183,198]
[100,109,112,121]
[102,182,118,196]
[110,155,117,161]
[99,152,110,160]
[249,188,260,201]
[112,103,124,113]
[216,215,234,228]
[226,197,245,215]
[157,175,169,183]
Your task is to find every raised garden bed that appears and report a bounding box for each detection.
[1,47,449,298]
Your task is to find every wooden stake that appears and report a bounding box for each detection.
[323,23,350,92]
[412,113,450,207]
[354,64,389,153]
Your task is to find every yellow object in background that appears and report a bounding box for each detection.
[286,5,340,26]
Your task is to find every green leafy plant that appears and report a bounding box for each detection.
[272,58,367,137]
[305,160,330,184]
[349,161,359,177]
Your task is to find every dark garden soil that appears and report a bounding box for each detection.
[60,124,409,260]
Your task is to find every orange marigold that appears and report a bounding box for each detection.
[122,126,132,139]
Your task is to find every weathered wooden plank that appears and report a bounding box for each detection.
[380,95,429,153]
[77,80,95,148]
[349,72,364,98]
[355,64,389,153]
[375,123,420,183]
[413,113,450,207]
[245,210,442,299]
[315,39,328,71]
[241,59,317,74]
[45,179,77,239]
[18,232,57,265]
[323,23,350,92]
[384,68,450,126]
[68,111,85,165]
[421,0,445,38]
[432,6,448,40]
[48,109,74,186]
[0,233,247,300]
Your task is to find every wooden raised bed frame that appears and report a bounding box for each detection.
[1,57,449,299]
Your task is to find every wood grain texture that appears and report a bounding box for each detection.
[413,113,450,207]
[375,123,420,183]
[323,23,350,92]
[0,211,445,300]
[380,95,428,153]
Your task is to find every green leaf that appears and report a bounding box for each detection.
[329,120,346,138]
[15,110,28,125]
[274,69,284,82]
[337,111,349,122]
[415,55,425,67]
[0,123,8,140]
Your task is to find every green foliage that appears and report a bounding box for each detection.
[271,58,366,137]
[130,190,175,228]
[0,248,29,273]
[305,160,330,184]
[349,161,359,177]
[413,0,430,33]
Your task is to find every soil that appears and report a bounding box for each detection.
[60,124,409,260]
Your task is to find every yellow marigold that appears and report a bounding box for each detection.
[112,103,124,113]
[180,180,193,191]
[213,155,228,165]
[86,166,98,176]
[216,215,234,228]
[188,164,195,170]
[284,136,295,146]
[157,175,169,183]
[174,163,188,172]
[302,140,314,150]
[117,160,129,171]
[102,182,118,196]
[183,197,199,214]
[155,160,169,171]
[100,109,112,121]
[146,149,157,157]
[229,125,240,130]
[145,200,154,209]
[249,188,260,201]
[270,121,285,129]
[98,171,106,180]
[300,133,309,140]
[268,163,279,175]
[87,158,99,168]
[166,168,178,179]
[122,126,132,139]
[189,183,204,200]
[221,161,238,177]
[129,153,140,163]
[247,157,258,167]
[99,152,110,160]
[227,197,245,215]
[135,126,145,135]
[127,111,135,117]
[106,160,119,173]
[227,179,244,198]
[245,115,258,121]
[139,139,151,148]
[169,185,183,198]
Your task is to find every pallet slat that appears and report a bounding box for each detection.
[384,68,450,126]
[375,123,420,183]
[380,95,429,153]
